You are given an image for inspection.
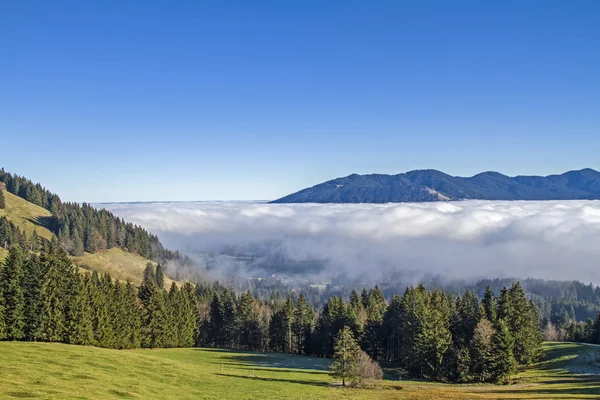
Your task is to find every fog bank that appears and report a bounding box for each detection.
[97,200,600,283]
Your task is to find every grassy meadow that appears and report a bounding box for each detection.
[0,341,598,399]
[0,191,54,242]
[0,190,168,284]
[72,248,178,288]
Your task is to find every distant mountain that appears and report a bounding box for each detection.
[271,169,600,203]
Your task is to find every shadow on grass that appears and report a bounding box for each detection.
[214,373,329,387]
[196,348,330,371]
[26,216,55,232]
[488,375,600,397]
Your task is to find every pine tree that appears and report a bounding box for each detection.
[208,293,224,347]
[482,285,497,324]
[38,248,73,342]
[165,282,180,347]
[178,282,198,348]
[416,289,453,380]
[488,320,516,383]
[140,270,167,348]
[469,318,495,382]
[221,290,239,348]
[238,290,260,350]
[0,280,5,340]
[0,189,6,209]
[67,274,94,345]
[155,264,165,290]
[23,254,44,341]
[506,282,541,365]
[293,294,314,354]
[0,245,27,339]
[330,326,360,386]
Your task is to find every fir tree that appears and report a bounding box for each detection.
[67,274,94,345]
[488,320,516,383]
[330,326,360,386]
[23,254,44,341]
[124,281,142,348]
[469,318,495,382]
[208,293,224,347]
[0,245,26,339]
[482,285,497,324]
[155,264,165,290]
[140,270,167,348]
[0,189,5,209]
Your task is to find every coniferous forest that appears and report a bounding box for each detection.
[0,244,565,384]
[0,169,187,263]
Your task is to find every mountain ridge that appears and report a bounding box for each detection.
[271,168,600,203]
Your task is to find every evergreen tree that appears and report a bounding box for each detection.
[155,264,165,290]
[330,326,360,386]
[139,269,167,348]
[23,254,44,340]
[482,285,497,324]
[0,245,26,339]
[208,293,224,347]
[506,282,542,365]
[67,274,94,345]
[38,248,74,342]
[416,289,453,380]
[293,294,314,354]
[488,320,516,383]
[238,290,262,350]
[0,278,5,340]
[124,281,142,348]
[469,318,495,382]
[0,189,5,209]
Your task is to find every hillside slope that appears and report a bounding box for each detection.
[0,188,174,285]
[0,190,54,240]
[272,168,600,203]
[73,247,177,287]
[0,341,598,399]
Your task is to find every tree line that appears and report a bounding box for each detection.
[0,245,559,384]
[0,171,187,264]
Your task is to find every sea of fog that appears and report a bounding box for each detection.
[95,200,600,284]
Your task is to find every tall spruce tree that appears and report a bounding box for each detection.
[488,320,516,383]
[0,189,6,209]
[482,285,497,324]
[0,245,26,339]
[140,267,167,348]
[155,264,165,290]
[67,274,94,345]
[23,254,44,340]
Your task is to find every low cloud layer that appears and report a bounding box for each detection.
[97,201,600,283]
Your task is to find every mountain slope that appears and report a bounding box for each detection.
[272,168,600,203]
[0,181,178,284]
[0,190,55,240]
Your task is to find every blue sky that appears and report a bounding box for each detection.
[1,0,599,202]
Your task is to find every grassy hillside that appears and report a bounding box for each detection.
[72,248,177,287]
[0,190,174,285]
[0,190,54,240]
[0,341,598,399]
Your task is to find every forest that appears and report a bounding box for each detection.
[0,169,187,263]
[3,244,589,384]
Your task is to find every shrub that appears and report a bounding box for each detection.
[351,350,384,387]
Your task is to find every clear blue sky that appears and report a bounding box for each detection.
[1,0,599,202]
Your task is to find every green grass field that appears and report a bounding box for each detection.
[0,341,598,399]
